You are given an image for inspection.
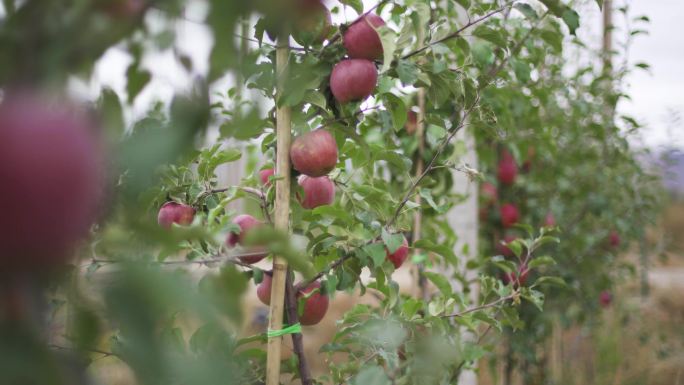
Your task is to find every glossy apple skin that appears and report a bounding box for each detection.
[496,234,518,258]
[599,290,613,308]
[500,203,520,228]
[226,214,267,264]
[297,281,329,326]
[405,109,418,135]
[257,273,272,306]
[609,230,620,248]
[259,168,275,187]
[343,14,386,60]
[290,129,338,177]
[292,0,332,45]
[497,150,518,185]
[502,264,529,286]
[157,202,195,228]
[330,59,378,104]
[386,237,409,269]
[0,94,105,272]
[298,176,335,209]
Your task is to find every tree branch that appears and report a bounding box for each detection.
[284,269,313,385]
[442,290,519,318]
[402,3,514,60]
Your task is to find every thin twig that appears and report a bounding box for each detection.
[48,344,115,358]
[402,3,514,60]
[84,252,260,270]
[442,290,519,318]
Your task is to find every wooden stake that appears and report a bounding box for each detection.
[602,0,613,73]
[265,35,292,385]
[413,26,428,300]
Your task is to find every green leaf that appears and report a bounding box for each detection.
[340,0,363,14]
[595,0,604,10]
[533,276,566,287]
[514,3,538,19]
[414,239,458,265]
[395,60,419,86]
[352,365,391,385]
[473,26,507,47]
[424,272,452,296]
[561,8,580,35]
[376,26,397,74]
[363,243,387,267]
[383,93,407,131]
[126,63,151,103]
[527,256,556,269]
[381,229,404,254]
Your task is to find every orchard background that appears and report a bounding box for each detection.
[0,0,680,385]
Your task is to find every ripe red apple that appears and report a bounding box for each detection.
[292,0,332,45]
[298,175,335,209]
[502,264,529,286]
[386,236,409,269]
[544,212,556,227]
[290,129,338,177]
[256,272,272,306]
[497,149,518,185]
[157,202,195,228]
[297,281,329,326]
[0,93,105,272]
[599,290,612,308]
[609,230,620,248]
[330,59,378,104]
[226,214,267,264]
[481,182,498,205]
[496,234,518,258]
[343,13,386,60]
[259,168,275,187]
[405,109,418,135]
[500,203,519,228]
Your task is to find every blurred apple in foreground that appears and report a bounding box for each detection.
[0,93,105,273]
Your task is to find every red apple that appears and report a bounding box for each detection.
[0,93,105,272]
[226,214,267,264]
[298,175,335,209]
[256,272,272,306]
[386,236,409,269]
[297,281,329,326]
[343,13,386,60]
[157,202,195,228]
[502,264,529,286]
[599,290,612,308]
[292,0,332,45]
[481,182,498,205]
[609,230,620,248]
[259,168,275,187]
[290,129,338,177]
[496,234,518,258]
[500,203,519,228]
[497,149,518,185]
[544,212,556,227]
[405,109,418,135]
[330,59,378,104]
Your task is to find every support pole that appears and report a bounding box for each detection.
[413,26,428,301]
[265,34,292,385]
[602,0,613,73]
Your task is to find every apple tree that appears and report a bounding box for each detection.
[0,0,658,385]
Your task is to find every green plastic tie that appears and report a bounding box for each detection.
[267,323,302,338]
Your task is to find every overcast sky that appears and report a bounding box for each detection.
[69,0,683,151]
